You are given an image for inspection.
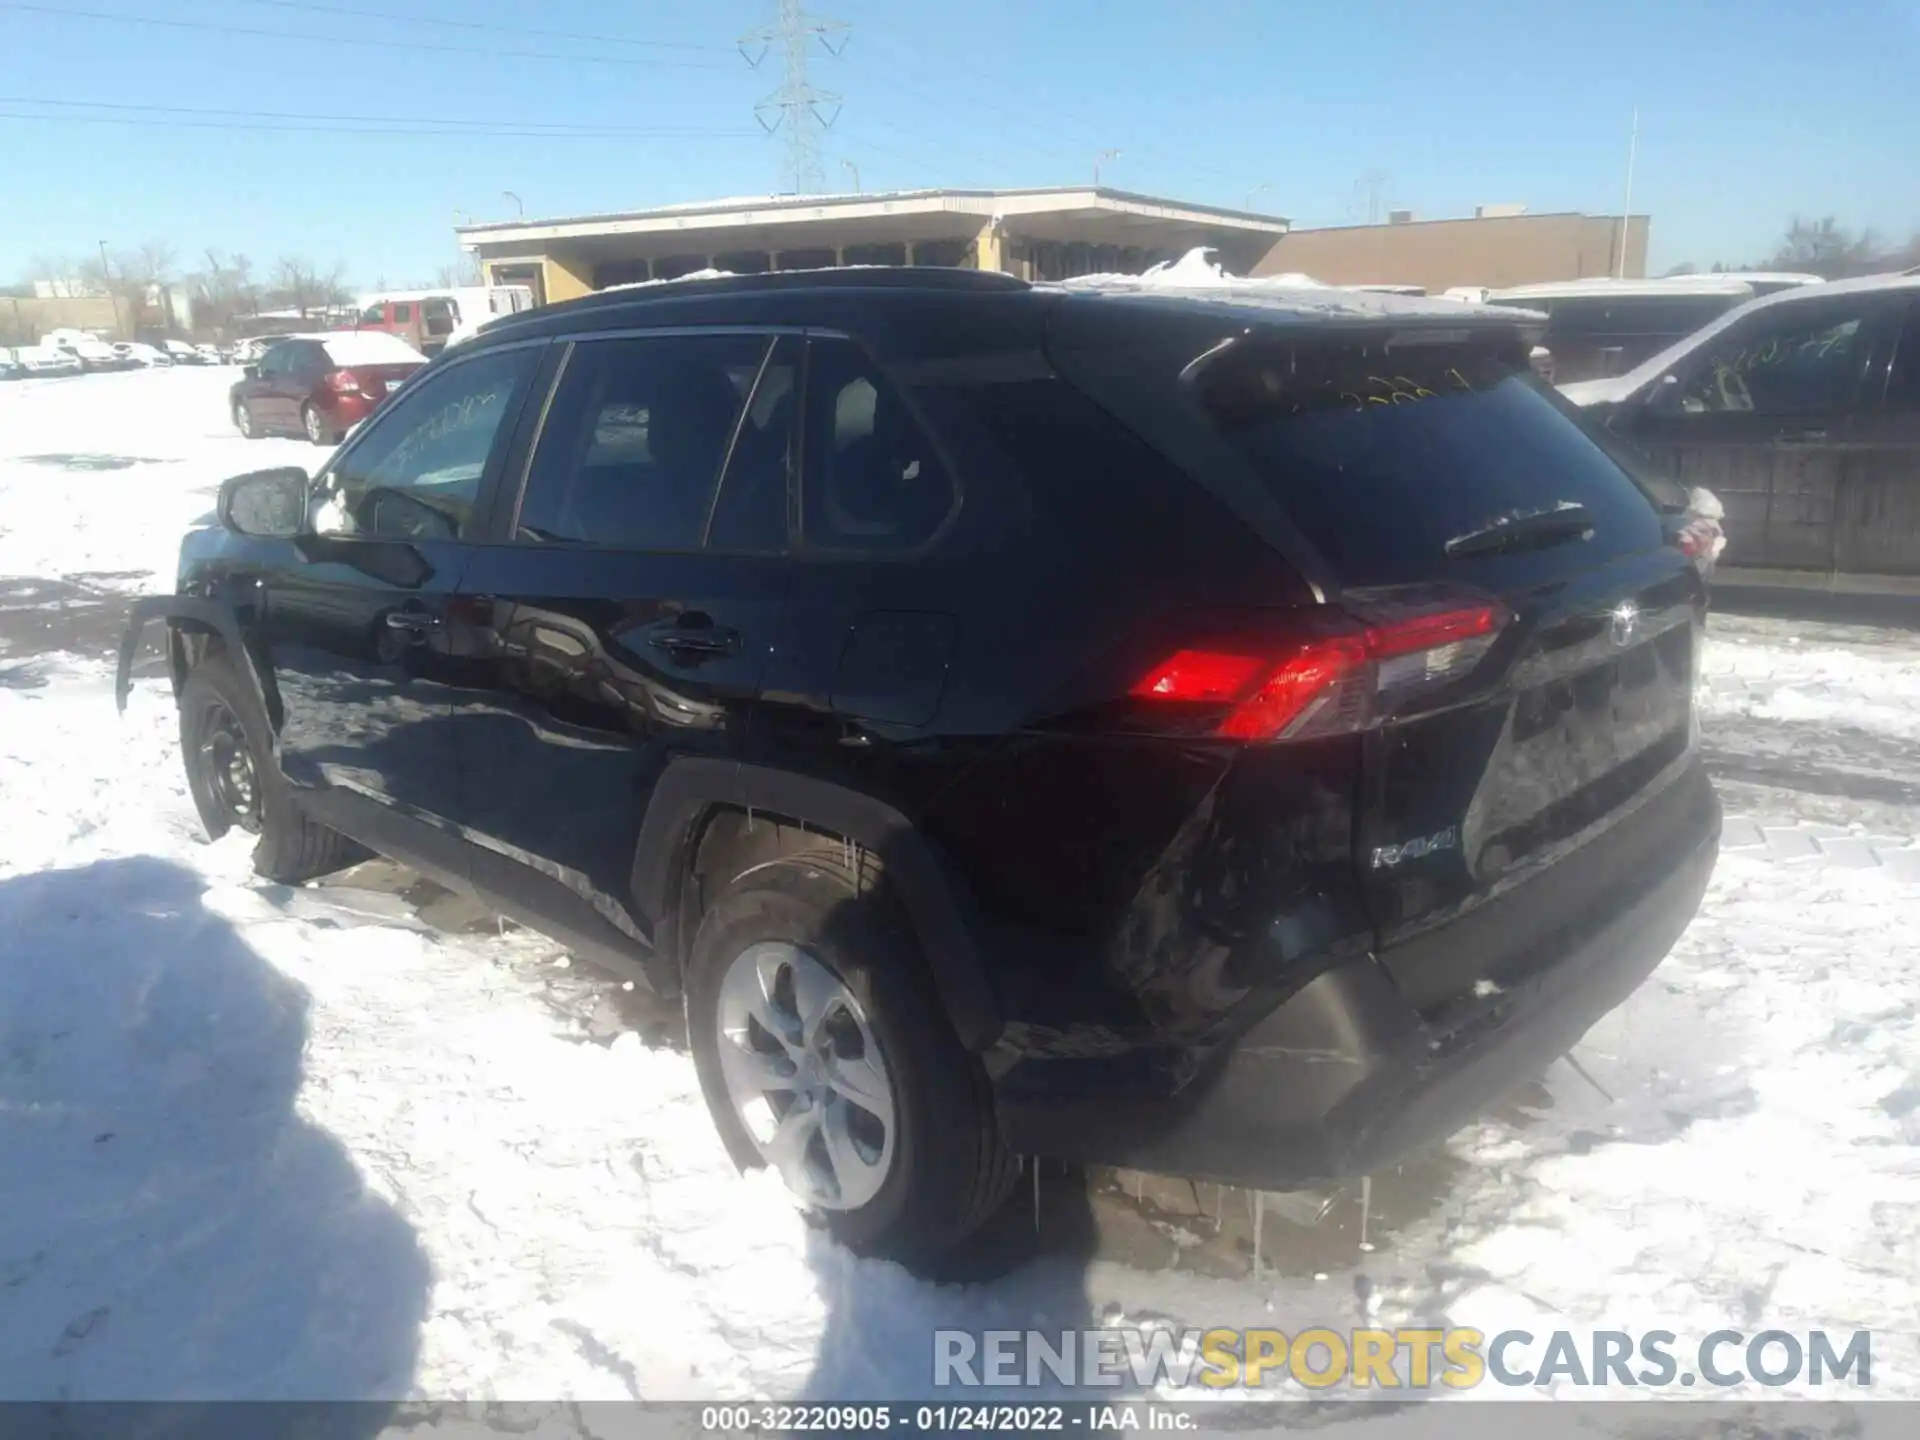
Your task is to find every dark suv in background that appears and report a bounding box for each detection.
[122,268,1720,1266]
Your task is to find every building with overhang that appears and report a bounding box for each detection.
[454,187,1291,304]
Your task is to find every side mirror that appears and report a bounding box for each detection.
[218,467,311,538]
[242,364,259,380]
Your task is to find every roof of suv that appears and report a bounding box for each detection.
[462,264,1543,353]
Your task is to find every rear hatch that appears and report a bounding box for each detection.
[1050,303,1708,1010]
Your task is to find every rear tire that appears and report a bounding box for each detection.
[684,846,1017,1268]
[233,401,259,439]
[178,653,366,884]
[302,402,337,446]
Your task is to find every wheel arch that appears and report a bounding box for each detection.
[117,594,283,731]
[631,758,1004,1052]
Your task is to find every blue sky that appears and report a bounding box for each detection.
[2,0,1916,287]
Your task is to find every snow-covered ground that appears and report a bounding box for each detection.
[3,369,1919,1421]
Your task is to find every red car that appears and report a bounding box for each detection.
[230,332,427,445]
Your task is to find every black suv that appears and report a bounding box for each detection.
[120,268,1720,1266]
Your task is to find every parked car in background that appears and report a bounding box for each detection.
[47,333,130,372]
[129,267,1720,1267]
[0,347,21,380]
[12,344,85,378]
[353,285,538,358]
[1485,276,1770,385]
[229,331,428,444]
[162,339,206,365]
[114,341,173,368]
[1442,285,1493,304]
[232,337,274,366]
[1561,271,1920,594]
[196,343,229,364]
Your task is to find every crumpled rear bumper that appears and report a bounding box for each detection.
[997,769,1719,1188]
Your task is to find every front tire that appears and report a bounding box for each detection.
[685,847,1017,1268]
[233,400,259,439]
[178,653,366,884]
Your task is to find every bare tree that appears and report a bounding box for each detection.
[270,256,350,317]
[24,253,90,294]
[189,248,261,335]
[1770,216,1881,278]
[433,256,482,288]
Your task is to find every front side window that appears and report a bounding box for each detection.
[515,333,786,551]
[359,304,385,326]
[311,345,540,541]
[800,339,956,553]
[257,344,288,376]
[1656,301,1881,417]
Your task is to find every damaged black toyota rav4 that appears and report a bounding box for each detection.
[120,268,1719,1267]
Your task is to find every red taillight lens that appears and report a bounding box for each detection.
[1131,602,1504,741]
[327,369,362,394]
[1130,650,1267,703]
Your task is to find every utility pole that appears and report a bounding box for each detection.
[740,0,848,195]
[1094,149,1120,186]
[97,239,121,337]
[1616,106,1639,279]
[503,190,524,218]
[841,159,860,194]
[1356,169,1391,225]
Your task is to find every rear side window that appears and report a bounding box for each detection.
[1188,339,1661,587]
[801,338,956,553]
[515,333,787,551]
[394,303,413,322]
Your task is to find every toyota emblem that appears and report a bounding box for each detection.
[1609,601,1640,647]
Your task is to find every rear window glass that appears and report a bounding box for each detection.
[1189,340,1662,586]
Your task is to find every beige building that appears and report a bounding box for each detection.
[1256,211,1650,293]
[455,187,1291,303]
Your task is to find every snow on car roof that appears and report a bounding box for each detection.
[1488,275,1758,301]
[315,332,427,366]
[1054,248,1535,325]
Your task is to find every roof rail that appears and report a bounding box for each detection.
[534,265,1029,315]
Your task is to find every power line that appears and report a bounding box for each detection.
[0,110,752,140]
[227,0,724,51]
[0,3,730,69]
[740,0,848,194]
[0,95,748,135]
[834,10,1249,188]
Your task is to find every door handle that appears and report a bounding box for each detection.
[385,610,442,633]
[1776,429,1828,444]
[648,629,738,656]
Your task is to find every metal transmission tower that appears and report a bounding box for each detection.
[740,0,849,195]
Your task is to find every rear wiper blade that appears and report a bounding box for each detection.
[1446,504,1594,559]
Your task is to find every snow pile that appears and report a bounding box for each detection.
[1055,247,1526,321]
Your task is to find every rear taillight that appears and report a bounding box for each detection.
[1130,599,1505,741]
[326,369,363,394]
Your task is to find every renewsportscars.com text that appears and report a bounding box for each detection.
[933,1327,1873,1391]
